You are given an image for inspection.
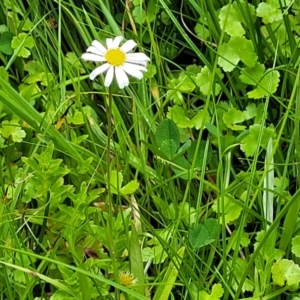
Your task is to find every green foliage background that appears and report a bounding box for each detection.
[0,0,299,299]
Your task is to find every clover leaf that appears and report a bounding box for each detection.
[223,107,246,131]
[240,124,276,156]
[11,33,35,58]
[195,66,224,96]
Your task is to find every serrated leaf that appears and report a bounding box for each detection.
[212,195,243,224]
[219,3,246,36]
[256,1,283,24]
[240,124,276,156]
[167,106,210,130]
[189,218,218,249]
[195,22,210,40]
[199,283,224,300]
[24,60,44,74]
[195,66,224,96]
[229,230,250,250]
[223,108,246,131]
[271,259,300,287]
[132,7,146,25]
[292,236,300,258]
[155,119,180,159]
[247,69,280,98]
[239,63,266,85]
[228,36,257,67]
[0,120,26,142]
[11,33,35,58]
[218,43,240,72]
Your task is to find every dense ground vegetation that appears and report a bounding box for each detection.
[0,0,299,299]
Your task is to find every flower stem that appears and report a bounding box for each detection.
[106,86,120,298]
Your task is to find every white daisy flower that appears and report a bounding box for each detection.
[82,36,150,89]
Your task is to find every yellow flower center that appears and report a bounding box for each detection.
[105,48,126,66]
[119,272,136,287]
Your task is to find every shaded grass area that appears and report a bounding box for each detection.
[0,0,299,299]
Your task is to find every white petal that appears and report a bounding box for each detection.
[82,53,106,62]
[90,63,110,80]
[106,38,113,49]
[120,40,137,53]
[125,59,148,66]
[126,53,150,62]
[86,46,104,56]
[123,63,146,79]
[104,66,114,87]
[112,36,123,48]
[123,62,147,72]
[91,40,107,54]
[115,67,129,89]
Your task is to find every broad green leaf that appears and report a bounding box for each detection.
[132,7,146,25]
[199,283,224,300]
[11,33,35,58]
[291,236,300,258]
[243,103,257,120]
[271,259,300,287]
[240,124,276,156]
[223,108,246,131]
[219,3,246,36]
[155,119,180,159]
[0,119,26,142]
[218,43,240,72]
[0,31,14,55]
[256,1,283,24]
[239,63,266,85]
[219,1,256,36]
[67,111,84,125]
[120,180,139,194]
[189,218,218,249]
[50,290,78,300]
[228,36,257,67]
[104,170,123,194]
[247,69,280,98]
[212,195,243,224]
[24,60,44,73]
[195,66,224,96]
